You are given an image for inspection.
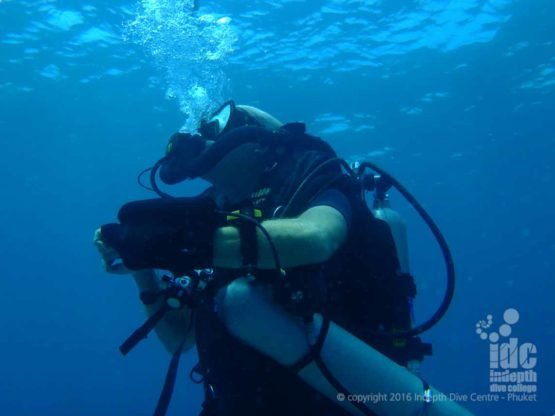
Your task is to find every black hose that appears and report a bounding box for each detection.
[149,157,175,199]
[138,167,155,191]
[282,157,455,337]
[280,157,353,218]
[217,210,283,273]
[357,161,455,337]
[313,317,375,416]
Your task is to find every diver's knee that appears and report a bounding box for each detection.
[214,277,309,366]
[215,276,266,339]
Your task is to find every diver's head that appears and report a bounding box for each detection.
[199,102,283,203]
[159,101,283,202]
[198,101,283,140]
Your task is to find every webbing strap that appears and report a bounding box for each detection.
[153,312,195,416]
[227,207,261,268]
[153,337,187,416]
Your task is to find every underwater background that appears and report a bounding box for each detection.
[0,0,553,415]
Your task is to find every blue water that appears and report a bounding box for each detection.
[1,1,553,415]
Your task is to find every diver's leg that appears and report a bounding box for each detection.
[215,277,473,416]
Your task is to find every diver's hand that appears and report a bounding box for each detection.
[93,228,130,275]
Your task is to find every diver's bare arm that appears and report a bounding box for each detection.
[212,205,347,269]
[126,205,345,351]
[132,270,195,354]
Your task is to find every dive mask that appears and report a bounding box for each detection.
[198,100,267,140]
[159,100,271,185]
[198,100,235,140]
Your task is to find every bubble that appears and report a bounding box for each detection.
[124,0,238,132]
[499,324,512,337]
[489,332,499,343]
[476,323,481,328]
[503,308,519,325]
[217,17,231,25]
[191,85,207,99]
[476,328,482,334]
[486,314,493,321]
[480,333,488,340]
[199,14,215,23]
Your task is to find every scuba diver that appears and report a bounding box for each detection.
[94,101,473,416]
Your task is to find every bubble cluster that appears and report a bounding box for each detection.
[124,0,238,132]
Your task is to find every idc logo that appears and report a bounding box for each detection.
[476,308,538,402]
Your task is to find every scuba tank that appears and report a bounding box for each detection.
[364,168,422,374]
[372,194,410,274]
[361,164,410,274]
